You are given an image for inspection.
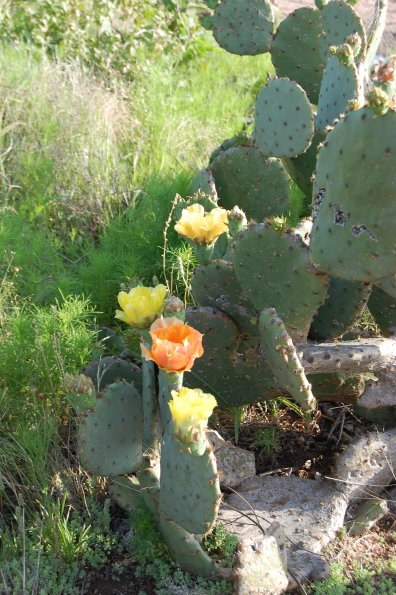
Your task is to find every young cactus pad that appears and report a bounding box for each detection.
[254,79,314,158]
[315,54,360,134]
[78,382,143,476]
[310,107,396,282]
[259,308,317,413]
[271,7,325,104]
[212,0,274,56]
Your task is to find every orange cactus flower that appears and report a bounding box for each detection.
[141,316,204,373]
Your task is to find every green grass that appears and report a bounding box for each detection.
[0,42,272,323]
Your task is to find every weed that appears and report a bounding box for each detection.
[0,294,96,397]
[0,496,120,594]
[251,424,282,454]
[201,523,238,567]
[129,504,233,594]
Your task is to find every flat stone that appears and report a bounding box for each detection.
[219,474,348,590]
[206,430,256,489]
[333,428,396,502]
[233,535,288,595]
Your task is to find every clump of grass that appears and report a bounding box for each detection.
[0,46,137,243]
[0,294,96,397]
[0,211,74,304]
[0,497,121,595]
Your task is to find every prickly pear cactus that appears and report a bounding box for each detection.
[73,0,396,584]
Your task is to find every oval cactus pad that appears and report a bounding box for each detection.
[315,55,359,134]
[271,7,325,105]
[255,79,314,158]
[212,0,274,56]
[320,0,366,60]
[211,146,290,220]
[310,108,396,282]
[78,382,143,477]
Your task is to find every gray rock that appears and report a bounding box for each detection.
[233,535,288,595]
[333,428,396,501]
[206,430,256,489]
[219,474,348,591]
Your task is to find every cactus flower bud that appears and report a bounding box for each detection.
[163,296,185,321]
[169,387,217,455]
[63,373,94,396]
[174,204,228,246]
[227,206,247,238]
[367,88,391,116]
[115,284,168,329]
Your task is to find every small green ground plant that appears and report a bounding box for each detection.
[130,504,234,595]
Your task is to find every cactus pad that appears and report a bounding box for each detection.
[375,275,396,300]
[192,259,258,340]
[159,515,219,577]
[259,309,316,413]
[209,132,251,164]
[109,475,143,512]
[320,0,366,60]
[310,108,396,282]
[185,307,276,407]
[315,54,359,134]
[200,12,213,31]
[308,372,365,404]
[271,8,325,104]
[210,146,290,220]
[212,0,274,56]
[160,434,221,535]
[82,356,142,393]
[283,132,324,201]
[189,168,218,200]
[255,79,314,158]
[368,286,396,337]
[233,223,329,341]
[78,382,143,476]
[309,278,371,340]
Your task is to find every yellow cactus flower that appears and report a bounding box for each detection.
[169,387,217,455]
[174,204,228,246]
[169,387,217,434]
[115,284,167,329]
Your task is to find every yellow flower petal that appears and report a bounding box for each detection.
[115,284,168,328]
[174,204,228,246]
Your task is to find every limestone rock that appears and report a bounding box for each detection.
[233,536,288,595]
[219,474,348,589]
[206,430,256,489]
[333,428,396,501]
